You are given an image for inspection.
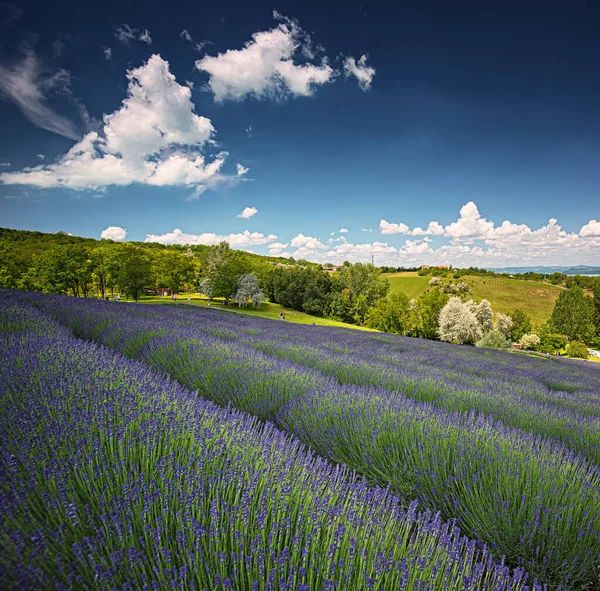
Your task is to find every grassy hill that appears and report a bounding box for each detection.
[139,294,377,331]
[385,272,563,326]
[385,271,431,298]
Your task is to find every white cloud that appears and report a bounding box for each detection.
[236,163,249,176]
[410,221,445,236]
[338,227,349,233]
[114,25,152,45]
[139,29,152,44]
[290,233,327,250]
[179,29,211,52]
[100,226,127,241]
[36,153,44,160]
[145,228,277,247]
[361,227,373,232]
[1,55,237,195]
[246,125,253,137]
[0,159,10,167]
[237,206,257,218]
[379,219,410,235]
[268,241,290,255]
[195,12,334,102]
[0,50,80,140]
[282,203,600,267]
[580,220,600,238]
[445,201,494,240]
[343,55,375,90]
[103,47,112,61]
[114,25,137,43]
[400,239,433,255]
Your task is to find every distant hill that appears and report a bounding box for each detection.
[488,265,600,276]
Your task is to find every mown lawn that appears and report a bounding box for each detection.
[137,294,378,331]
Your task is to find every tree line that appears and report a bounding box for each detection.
[1,228,599,356]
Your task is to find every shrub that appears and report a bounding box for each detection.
[429,276,442,286]
[438,297,482,344]
[519,333,540,350]
[566,341,589,359]
[475,330,511,351]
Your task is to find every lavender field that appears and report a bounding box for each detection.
[1,290,599,590]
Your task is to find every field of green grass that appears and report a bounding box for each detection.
[138,294,377,331]
[384,271,431,299]
[463,276,562,326]
[384,273,563,326]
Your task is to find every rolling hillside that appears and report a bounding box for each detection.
[385,272,563,326]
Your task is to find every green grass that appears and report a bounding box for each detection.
[137,294,378,331]
[462,276,562,326]
[384,273,563,326]
[384,272,431,299]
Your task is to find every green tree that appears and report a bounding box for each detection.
[338,263,389,308]
[364,292,411,334]
[118,246,153,301]
[508,309,533,341]
[200,242,247,300]
[475,330,510,350]
[414,289,449,339]
[593,279,600,335]
[550,286,595,343]
[153,249,195,293]
[566,341,589,359]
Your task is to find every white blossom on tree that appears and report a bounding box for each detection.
[495,312,514,338]
[429,276,442,286]
[438,296,483,344]
[233,273,265,309]
[475,299,494,333]
[519,333,541,350]
[199,278,216,302]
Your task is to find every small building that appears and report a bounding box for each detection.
[421,265,430,270]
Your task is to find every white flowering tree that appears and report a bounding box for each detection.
[475,299,494,333]
[519,333,541,350]
[233,273,265,309]
[495,313,513,338]
[199,278,216,303]
[438,297,483,344]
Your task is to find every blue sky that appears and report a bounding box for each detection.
[1,0,600,267]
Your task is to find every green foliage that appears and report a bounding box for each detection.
[153,249,195,292]
[537,333,567,354]
[338,263,389,308]
[566,341,589,359]
[593,278,600,334]
[364,292,411,334]
[508,309,533,341]
[550,286,595,343]
[475,330,511,351]
[413,289,449,339]
[118,246,153,301]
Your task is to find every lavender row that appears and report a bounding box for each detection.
[6,291,599,587]
[0,302,538,590]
